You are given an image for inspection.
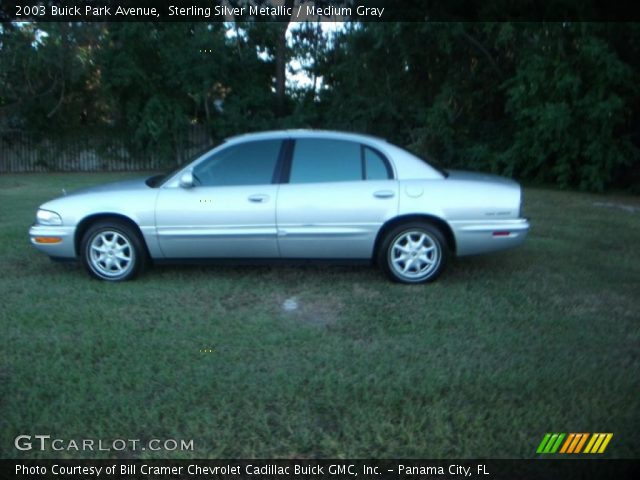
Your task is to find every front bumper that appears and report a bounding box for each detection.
[451,217,531,256]
[29,224,77,258]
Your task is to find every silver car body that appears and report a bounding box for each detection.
[29,130,530,262]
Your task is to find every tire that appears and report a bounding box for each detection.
[80,220,147,281]
[378,222,449,284]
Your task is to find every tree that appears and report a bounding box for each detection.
[501,23,638,191]
[0,22,102,134]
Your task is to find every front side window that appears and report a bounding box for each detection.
[193,140,282,187]
[289,138,392,184]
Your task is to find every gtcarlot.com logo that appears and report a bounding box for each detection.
[14,435,194,452]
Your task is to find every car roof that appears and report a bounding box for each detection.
[224,129,387,145]
[207,129,443,182]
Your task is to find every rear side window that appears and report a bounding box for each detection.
[193,140,282,187]
[289,139,361,184]
[289,139,392,184]
[364,147,392,180]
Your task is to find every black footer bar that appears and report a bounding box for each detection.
[3,459,639,480]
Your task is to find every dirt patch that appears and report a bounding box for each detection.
[350,283,380,301]
[0,181,27,189]
[279,294,343,327]
[593,201,639,214]
[551,291,637,319]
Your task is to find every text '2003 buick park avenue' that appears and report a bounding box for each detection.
[29,130,530,284]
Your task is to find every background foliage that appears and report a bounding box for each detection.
[1,20,639,191]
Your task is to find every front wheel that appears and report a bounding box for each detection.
[80,220,146,281]
[378,222,449,284]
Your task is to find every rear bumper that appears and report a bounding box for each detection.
[450,218,530,256]
[29,224,77,258]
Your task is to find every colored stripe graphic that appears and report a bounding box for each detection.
[584,433,613,453]
[597,434,613,453]
[549,433,565,453]
[536,433,565,454]
[540,433,613,454]
[536,434,552,454]
[574,433,590,453]
[559,434,575,453]
[561,433,589,453]
[584,434,600,453]
[543,434,558,453]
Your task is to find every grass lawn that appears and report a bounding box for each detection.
[0,173,638,459]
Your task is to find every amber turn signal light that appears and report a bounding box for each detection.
[34,236,62,244]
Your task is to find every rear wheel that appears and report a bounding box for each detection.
[80,220,146,281]
[378,222,449,284]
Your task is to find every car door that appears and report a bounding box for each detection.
[155,139,283,258]
[276,137,399,259]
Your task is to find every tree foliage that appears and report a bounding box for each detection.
[1,20,638,191]
[501,24,637,191]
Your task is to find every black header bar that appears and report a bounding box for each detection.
[2,0,640,22]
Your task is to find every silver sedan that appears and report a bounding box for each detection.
[29,130,530,283]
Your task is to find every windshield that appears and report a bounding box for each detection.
[145,142,220,188]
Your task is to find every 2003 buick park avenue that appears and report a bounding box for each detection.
[29,130,530,283]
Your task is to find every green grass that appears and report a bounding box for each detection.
[1,173,639,459]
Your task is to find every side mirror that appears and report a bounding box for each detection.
[179,171,195,188]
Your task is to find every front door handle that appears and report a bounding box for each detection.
[373,190,395,199]
[248,194,269,203]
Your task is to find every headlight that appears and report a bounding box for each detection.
[36,209,63,226]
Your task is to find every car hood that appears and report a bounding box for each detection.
[446,169,518,187]
[38,176,156,222]
[65,177,151,197]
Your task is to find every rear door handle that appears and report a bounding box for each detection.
[373,190,395,199]
[248,194,269,203]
